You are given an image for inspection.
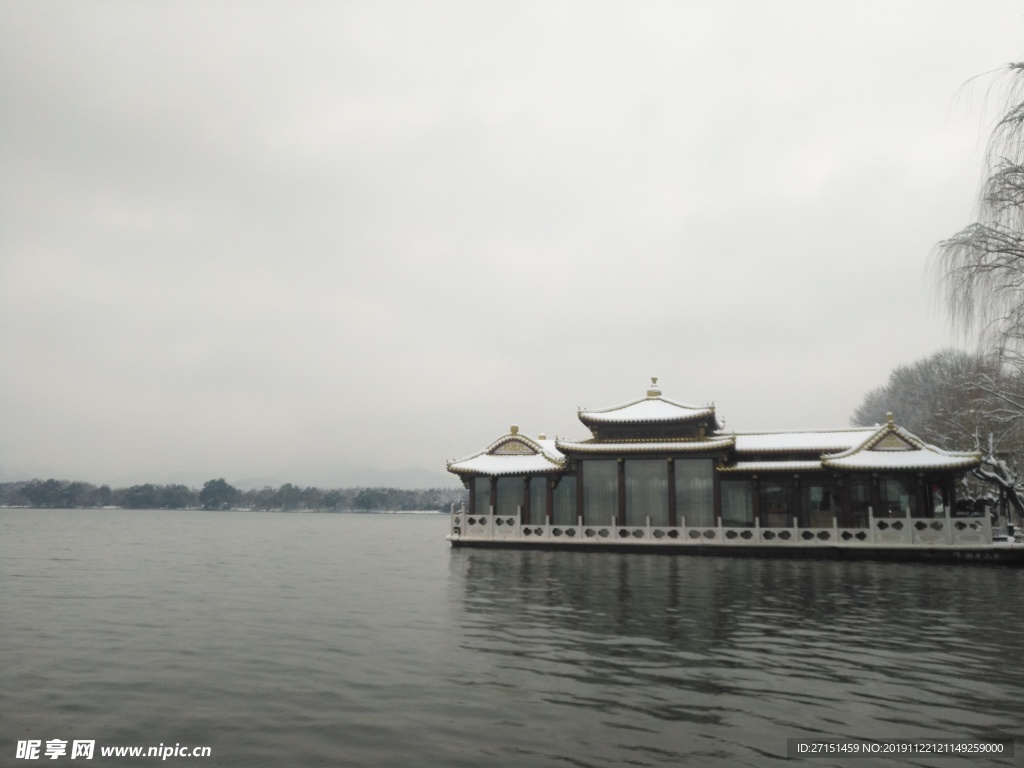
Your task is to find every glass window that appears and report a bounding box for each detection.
[552,477,577,525]
[760,480,792,528]
[582,460,618,526]
[676,460,714,527]
[848,478,871,528]
[529,477,547,524]
[625,460,668,526]
[879,476,916,517]
[802,480,838,527]
[721,479,753,526]
[496,476,524,517]
[473,477,491,515]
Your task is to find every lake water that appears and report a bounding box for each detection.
[2,509,1022,767]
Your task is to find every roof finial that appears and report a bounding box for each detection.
[886,412,894,426]
[647,377,662,397]
[510,424,519,435]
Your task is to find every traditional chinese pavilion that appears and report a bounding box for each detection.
[446,379,1021,562]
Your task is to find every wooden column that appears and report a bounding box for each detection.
[837,476,848,528]
[522,476,531,525]
[713,463,722,526]
[489,477,497,515]
[576,464,584,524]
[667,458,677,527]
[546,477,555,525]
[870,475,881,519]
[617,459,626,525]
[792,476,802,527]
[752,477,762,526]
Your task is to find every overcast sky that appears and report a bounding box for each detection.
[1,1,1022,488]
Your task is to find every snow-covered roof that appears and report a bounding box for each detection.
[446,387,980,479]
[447,429,565,477]
[733,429,875,454]
[824,450,980,471]
[556,437,734,454]
[578,378,715,426]
[448,453,564,475]
[820,419,981,472]
[718,460,824,473]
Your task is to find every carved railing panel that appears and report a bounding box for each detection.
[451,510,998,550]
[951,518,990,545]
[872,518,911,545]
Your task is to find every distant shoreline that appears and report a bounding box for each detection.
[0,479,467,513]
[0,505,451,514]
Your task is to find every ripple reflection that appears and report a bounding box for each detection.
[448,550,1024,766]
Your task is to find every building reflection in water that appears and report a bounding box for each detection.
[446,548,1024,764]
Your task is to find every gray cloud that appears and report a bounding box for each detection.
[1,1,1021,486]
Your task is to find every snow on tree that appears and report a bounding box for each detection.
[935,63,1024,356]
[930,62,1024,521]
[852,350,1024,520]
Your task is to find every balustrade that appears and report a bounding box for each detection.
[449,505,995,548]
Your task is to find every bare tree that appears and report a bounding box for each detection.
[935,63,1024,356]
[851,349,991,447]
[931,62,1024,521]
[967,363,1024,520]
[852,350,1024,520]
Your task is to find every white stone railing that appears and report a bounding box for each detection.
[448,506,995,548]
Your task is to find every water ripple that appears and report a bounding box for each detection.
[2,510,1022,767]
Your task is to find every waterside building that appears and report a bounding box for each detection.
[445,380,1019,562]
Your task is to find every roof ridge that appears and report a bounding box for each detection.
[729,427,875,436]
[579,394,712,414]
[557,435,721,444]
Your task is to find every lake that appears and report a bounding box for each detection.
[2,509,1021,766]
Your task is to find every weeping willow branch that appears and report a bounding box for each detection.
[933,63,1024,353]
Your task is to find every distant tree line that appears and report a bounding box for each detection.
[0,477,467,513]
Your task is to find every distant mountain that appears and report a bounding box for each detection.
[0,463,69,483]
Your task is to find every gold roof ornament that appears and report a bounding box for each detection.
[647,377,661,397]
